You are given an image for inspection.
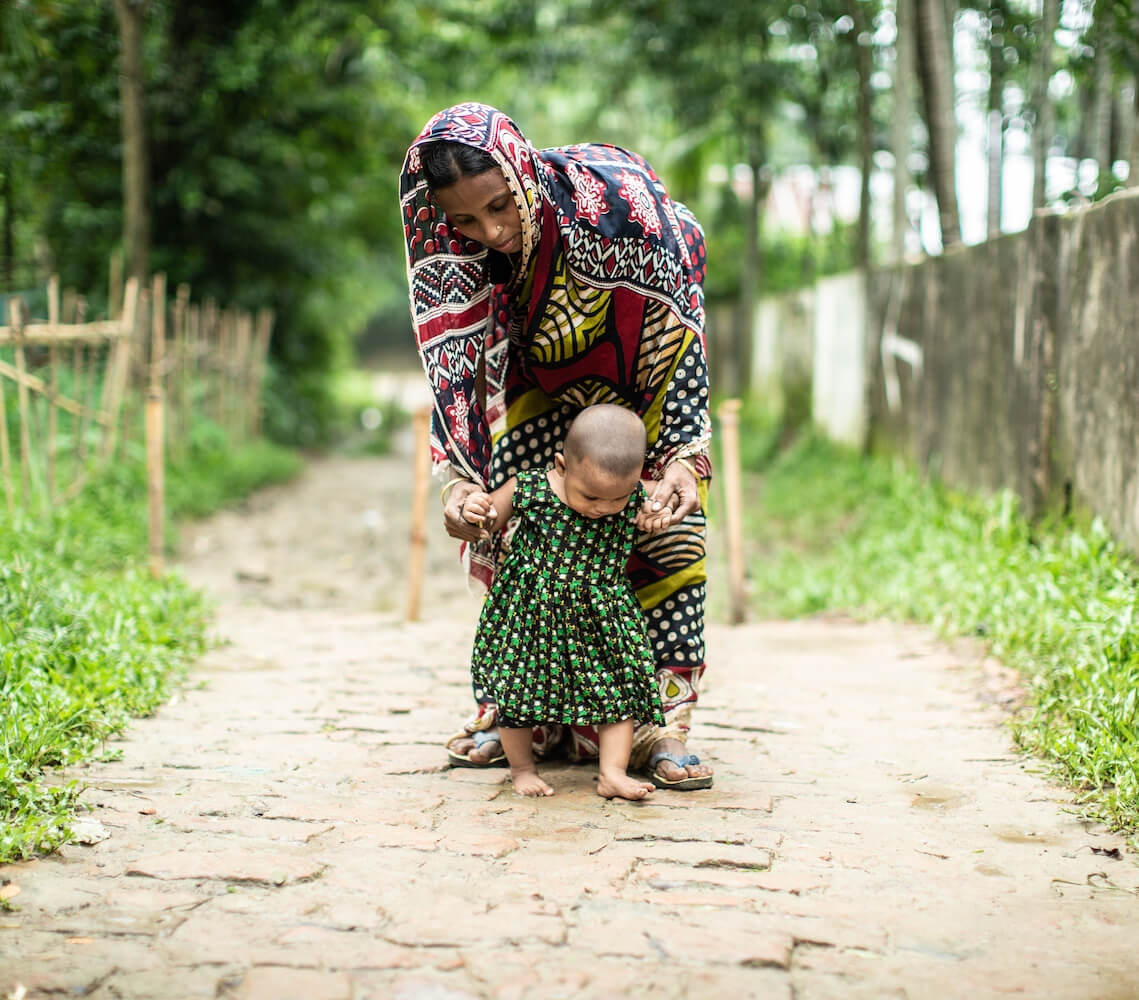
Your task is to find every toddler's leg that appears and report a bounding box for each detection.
[596,720,655,800]
[498,727,554,797]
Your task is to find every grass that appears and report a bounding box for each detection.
[0,422,301,863]
[740,427,1139,839]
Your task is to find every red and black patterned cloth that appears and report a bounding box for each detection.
[401,104,711,767]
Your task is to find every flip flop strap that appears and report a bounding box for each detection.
[649,751,700,769]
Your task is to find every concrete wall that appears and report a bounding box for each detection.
[745,188,1139,555]
[812,273,868,448]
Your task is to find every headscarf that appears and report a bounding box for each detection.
[400,102,709,489]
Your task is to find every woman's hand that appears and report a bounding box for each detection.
[636,500,673,535]
[442,480,489,542]
[646,460,702,523]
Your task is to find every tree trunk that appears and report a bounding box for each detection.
[1130,79,1139,187]
[1092,17,1113,195]
[114,0,150,283]
[848,0,874,269]
[1031,0,1058,210]
[735,142,764,398]
[986,16,1004,238]
[2,159,13,291]
[914,0,961,247]
[892,0,915,261]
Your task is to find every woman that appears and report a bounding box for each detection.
[400,102,713,790]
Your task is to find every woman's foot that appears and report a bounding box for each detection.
[447,729,504,765]
[648,736,714,789]
[597,771,655,800]
[510,766,554,797]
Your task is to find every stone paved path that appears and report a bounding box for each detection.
[3,451,1138,1000]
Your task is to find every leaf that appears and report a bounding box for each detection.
[0,884,20,901]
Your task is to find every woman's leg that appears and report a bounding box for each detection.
[596,720,655,800]
[497,726,554,797]
[445,699,564,765]
[625,490,714,788]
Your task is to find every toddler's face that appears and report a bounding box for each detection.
[558,455,640,519]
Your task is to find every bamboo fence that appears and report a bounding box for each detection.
[0,269,274,576]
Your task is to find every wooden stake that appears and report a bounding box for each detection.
[172,283,189,451]
[9,299,33,505]
[109,250,124,320]
[47,276,60,503]
[100,276,139,463]
[718,398,748,625]
[406,406,433,622]
[146,388,164,578]
[250,308,273,438]
[183,302,199,449]
[0,358,12,516]
[147,275,166,577]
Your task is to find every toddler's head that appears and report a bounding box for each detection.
[555,405,647,519]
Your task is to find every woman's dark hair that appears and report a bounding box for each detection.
[419,141,498,190]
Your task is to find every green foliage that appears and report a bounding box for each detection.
[745,436,1139,836]
[0,426,300,861]
[706,218,858,301]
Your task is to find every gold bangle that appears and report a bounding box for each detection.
[440,477,471,504]
[670,457,699,479]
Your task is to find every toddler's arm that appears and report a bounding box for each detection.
[636,498,673,535]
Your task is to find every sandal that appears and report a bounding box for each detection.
[446,728,508,769]
[647,751,713,791]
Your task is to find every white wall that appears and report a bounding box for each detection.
[811,272,868,448]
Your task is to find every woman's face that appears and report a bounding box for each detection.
[432,168,523,254]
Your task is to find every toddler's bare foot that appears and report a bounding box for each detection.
[510,767,554,797]
[597,771,655,801]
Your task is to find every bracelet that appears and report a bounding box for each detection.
[669,457,699,479]
[440,477,471,504]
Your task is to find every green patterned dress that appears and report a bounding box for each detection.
[471,469,666,730]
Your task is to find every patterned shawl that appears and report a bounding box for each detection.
[400,103,711,584]
[398,105,701,480]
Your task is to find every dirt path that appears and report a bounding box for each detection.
[3,433,1138,1000]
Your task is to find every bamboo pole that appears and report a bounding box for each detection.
[146,274,166,578]
[250,308,273,439]
[172,283,189,451]
[0,319,140,346]
[109,250,123,320]
[100,276,139,462]
[62,288,78,324]
[9,299,33,505]
[405,406,433,622]
[47,275,60,503]
[0,361,98,420]
[183,302,198,447]
[0,357,12,516]
[235,311,252,440]
[718,398,748,625]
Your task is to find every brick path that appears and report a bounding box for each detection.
[3,454,1137,1000]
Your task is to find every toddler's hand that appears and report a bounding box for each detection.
[636,499,672,535]
[461,491,497,533]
